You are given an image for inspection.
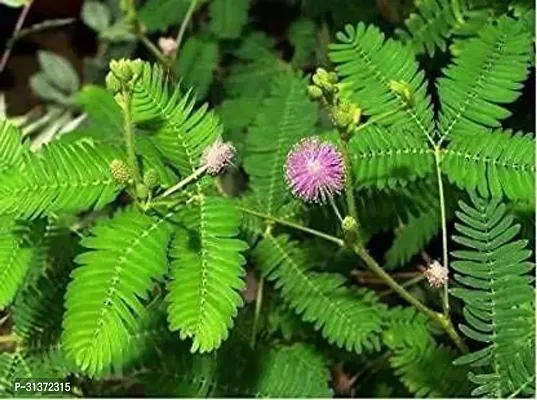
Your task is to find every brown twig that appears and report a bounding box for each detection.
[0,0,34,74]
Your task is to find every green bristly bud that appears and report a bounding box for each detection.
[109,58,143,86]
[389,80,414,106]
[110,159,132,185]
[105,72,121,94]
[143,169,160,189]
[307,85,323,101]
[312,68,335,94]
[327,72,338,84]
[342,216,359,245]
[333,110,353,129]
[136,183,149,200]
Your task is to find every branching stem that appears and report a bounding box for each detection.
[242,205,467,353]
[239,207,344,247]
[159,165,208,198]
[250,277,264,348]
[434,146,450,317]
[0,334,18,344]
[120,90,141,187]
[138,34,173,70]
[175,0,198,58]
[339,140,358,221]
[0,0,33,73]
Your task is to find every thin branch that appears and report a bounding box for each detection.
[7,17,75,47]
[0,0,34,74]
[138,34,173,70]
[159,166,207,198]
[239,206,344,247]
[174,0,198,59]
[434,146,450,317]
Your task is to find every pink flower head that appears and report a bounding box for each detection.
[158,37,178,56]
[284,137,345,203]
[201,137,235,175]
[424,260,448,288]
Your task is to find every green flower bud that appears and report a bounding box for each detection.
[109,58,133,83]
[389,80,413,106]
[105,72,121,94]
[342,216,358,233]
[315,68,329,79]
[130,59,144,78]
[110,159,131,184]
[143,169,160,189]
[342,216,359,245]
[307,85,323,101]
[333,110,353,129]
[328,72,339,84]
[136,183,149,200]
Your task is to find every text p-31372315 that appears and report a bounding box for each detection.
[12,378,72,395]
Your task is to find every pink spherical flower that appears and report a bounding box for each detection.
[201,138,235,175]
[284,137,345,203]
[158,37,178,56]
[424,260,449,288]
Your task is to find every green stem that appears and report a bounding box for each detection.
[239,207,344,247]
[175,0,198,57]
[159,166,207,198]
[328,196,343,223]
[0,334,18,344]
[250,277,264,348]
[379,275,425,298]
[352,243,467,353]
[339,140,358,221]
[138,34,173,70]
[121,90,141,186]
[434,146,450,317]
[353,108,400,135]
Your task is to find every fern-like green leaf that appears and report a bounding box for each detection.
[243,72,317,216]
[209,0,249,39]
[0,218,34,308]
[329,22,434,140]
[132,63,221,176]
[437,16,532,140]
[383,307,471,397]
[62,209,173,376]
[289,18,317,67]
[0,139,124,219]
[138,0,205,32]
[396,0,490,56]
[253,233,384,353]
[12,222,76,350]
[385,208,440,268]
[443,129,535,202]
[166,196,247,352]
[451,194,535,397]
[175,35,219,99]
[252,344,332,397]
[0,119,27,173]
[349,125,434,189]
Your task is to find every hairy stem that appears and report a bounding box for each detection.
[250,277,264,348]
[159,165,208,198]
[0,0,33,73]
[121,90,142,186]
[0,334,18,344]
[243,203,468,353]
[378,275,425,298]
[352,243,467,352]
[175,0,198,58]
[339,140,358,221]
[434,146,450,317]
[239,207,344,247]
[138,34,173,70]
